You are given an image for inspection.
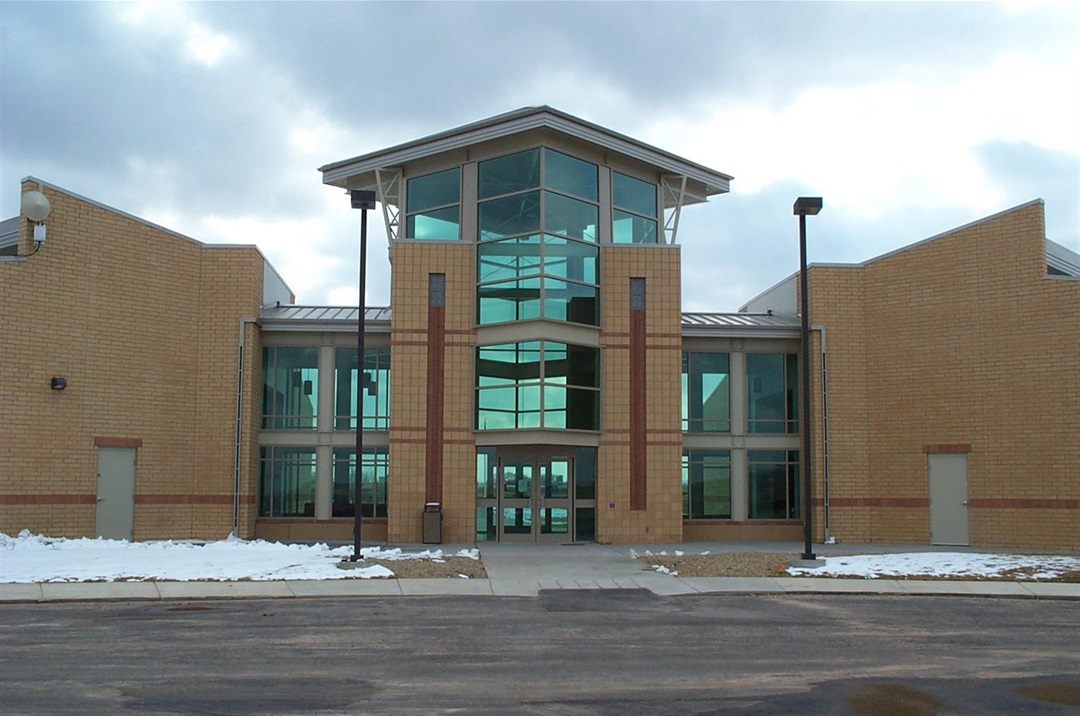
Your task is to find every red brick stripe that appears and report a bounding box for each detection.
[94,437,143,448]
[820,498,929,508]
[134,495,255,505]
[425,302,445,505]
[629,301,646,511]
[922,444,971,454]
[968,498,1079,509]
[0,494,95,505]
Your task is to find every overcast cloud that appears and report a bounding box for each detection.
[2,1,1077,310]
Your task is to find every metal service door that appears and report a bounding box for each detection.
[96,447,136,540]
[928,453,969,546]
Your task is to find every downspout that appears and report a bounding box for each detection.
[811,324,831,542]
[234,317,259,536]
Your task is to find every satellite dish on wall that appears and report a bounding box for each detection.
[21,191,51,222]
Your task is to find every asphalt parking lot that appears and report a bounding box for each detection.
[1,592,1077,714]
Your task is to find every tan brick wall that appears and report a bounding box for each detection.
[810,202,1080,549]
[0,181,265,540]
[386,241,475,543]
[598,246,683,543]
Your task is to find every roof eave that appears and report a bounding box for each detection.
[320,107,732,195]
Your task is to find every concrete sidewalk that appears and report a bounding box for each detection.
[2,541,1078,603]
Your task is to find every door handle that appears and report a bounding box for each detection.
[96,497,104,503]
[961,501,968,506]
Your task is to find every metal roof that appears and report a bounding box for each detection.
[259,305,798,338]
[259,305,392,332]
[319,106,732,201]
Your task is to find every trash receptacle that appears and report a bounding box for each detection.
[422,502,442,544]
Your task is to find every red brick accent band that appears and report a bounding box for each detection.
[685,520,802,526]
[257,518,389,524]
[0,494,96,505]
[820,497,1077,510]
[425,293,445,506]
[0,494,256,505]
[968,498,1079,509]
[818,497,930,508]
[94,437,143,448]
[922,444,972,453]
[134,494,255,505]
[629,297,646,512]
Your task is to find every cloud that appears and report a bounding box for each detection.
[1,1,1076,308]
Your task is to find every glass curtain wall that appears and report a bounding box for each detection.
[682,449,732,519]
[475,341,600,430]
[406,167,460,240]
[259,447,316,517]
[477,148,600,326]
[334,347,390,430]
[746,353,799,433]
[612,172,659,244]
[682,352,731,432]
[331,448,389,518]
[748,450,800,519]
[262,347,318,429]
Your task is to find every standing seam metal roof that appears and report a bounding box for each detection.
[259,306,799,334]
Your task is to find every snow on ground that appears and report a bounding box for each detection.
[0,531,479,583]
[786,552,1080,580]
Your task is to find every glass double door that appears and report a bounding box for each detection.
[499,457,573,543]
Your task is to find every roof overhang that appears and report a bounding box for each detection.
[319,106,732,207]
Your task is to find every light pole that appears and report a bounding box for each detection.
[794,196,822,561]
[349,189,376,562]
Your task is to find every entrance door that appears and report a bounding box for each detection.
[498,456,574,543]
[96,447,136,540]
[928,453,969,546]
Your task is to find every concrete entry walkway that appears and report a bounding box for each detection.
[2,541,1078,603]
[478,542,671,596]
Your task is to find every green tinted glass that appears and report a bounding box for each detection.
[612,172,657,217]
[407,207,460,240]
[477,278,542,324]
[542,278,598,325]
[477,236,542,283]
[543,236,598,283]
[478,148,540,199]
[478,191,541,240]
[407,167,460,212]
[545,191,598,242]
[612,210,658,244]
[544,148,598,201]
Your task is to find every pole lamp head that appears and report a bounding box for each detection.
[350,190,377,211]
[793,197,823,216]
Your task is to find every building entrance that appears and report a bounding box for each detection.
[477,447,596,543]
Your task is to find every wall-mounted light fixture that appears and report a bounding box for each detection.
[50,377,67,390]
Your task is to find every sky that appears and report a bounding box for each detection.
[2,2,1077,311]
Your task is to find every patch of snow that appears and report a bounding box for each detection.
[786,552,1080,580]
[652,565,678,576]
[0,531,443,583]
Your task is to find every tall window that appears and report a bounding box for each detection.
[682,352,730,432]
[612,171,658,244]
[259,447,316,517]
[682,450,731,519]
[748,450,800,519]
[476,341,600,430]
[406,167,460,240]
[331,448,389,518]
[477,148,600,326]
[334,347,390,430]
[746,353,798,433]
[262,347,318,429]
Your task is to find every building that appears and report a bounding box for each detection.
[2,107,1077,549]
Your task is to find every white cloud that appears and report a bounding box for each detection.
[112,2,240,68]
